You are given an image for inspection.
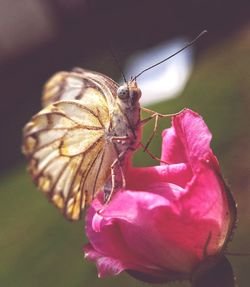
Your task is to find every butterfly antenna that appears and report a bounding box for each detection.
[109,46,127,84]
[132,30,207,81]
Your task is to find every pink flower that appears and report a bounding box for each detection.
[83,109,236,283]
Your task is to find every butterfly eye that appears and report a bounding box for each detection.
[117,86,129,100]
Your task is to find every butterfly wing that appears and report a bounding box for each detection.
[23,70,119,220]
[42,68,118,109]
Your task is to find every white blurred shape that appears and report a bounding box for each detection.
[123,38,193,105]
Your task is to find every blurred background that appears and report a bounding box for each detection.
[0,0,249,286]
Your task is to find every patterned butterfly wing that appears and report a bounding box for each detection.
[22,70,119,220]
[42,68,118,108]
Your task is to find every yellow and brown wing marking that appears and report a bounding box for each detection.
[42,69,118,110]
[22,100,116,220]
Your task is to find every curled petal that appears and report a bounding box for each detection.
[162,109,212,172]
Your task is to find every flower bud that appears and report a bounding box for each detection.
[84,109,236,283]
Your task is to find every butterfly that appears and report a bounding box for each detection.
[22,68,146,220]
[22,31,205,220]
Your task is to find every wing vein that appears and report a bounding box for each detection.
[92,147,106,198]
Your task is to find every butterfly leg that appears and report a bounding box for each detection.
[108,135,131,199]
[139,142,168,164]
[142,112,160,151]
[141,107,186,121]
[103,150,126,204]
[103,136,130,204]
[140,108,186,150]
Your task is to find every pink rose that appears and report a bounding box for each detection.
[83,109,236,283]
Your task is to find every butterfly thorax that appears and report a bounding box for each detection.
[110,80,142,151]
[103,80,142,201]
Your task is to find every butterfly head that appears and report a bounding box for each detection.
[117,80,141,108]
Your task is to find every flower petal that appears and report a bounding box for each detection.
[181,161,231,253]
[125,163,192,190]
[161,126,188,164]
[85,179,224,277]
[84,243,125,277]
[161,109,212,172]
